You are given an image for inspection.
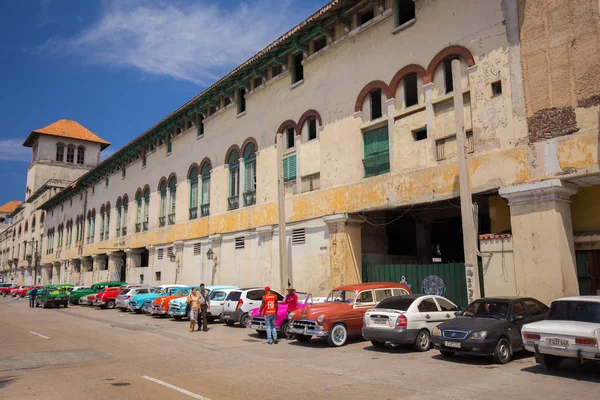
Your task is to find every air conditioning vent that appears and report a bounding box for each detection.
[157,248,164,260]
[235,237,245,250]
[193,242,202,256]
[167,247,174,257]
[292,228,306,245]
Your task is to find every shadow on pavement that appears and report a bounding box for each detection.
[429,350,533,366]
[521,361,600,383]
[0,376,18,389]
[361,344,419,354]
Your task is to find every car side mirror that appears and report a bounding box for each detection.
[513,315,524,322]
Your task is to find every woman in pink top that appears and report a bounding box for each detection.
[281,286,298,339]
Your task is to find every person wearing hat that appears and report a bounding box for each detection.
[281,286,299,339]
[259,286,279,345]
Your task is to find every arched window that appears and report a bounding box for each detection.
[24,221,28,233]
[18,225,21,236]
[77,146,85,164]
[31,216,36,232]
[66,145,75,163]
[135,190,143,232]
[56,143,64,162]
[105,204,110,240]
[243,142,257,206]
[40,212,45,224]
[159,179,167,227]
[143,187,150,231]
[168,175,177,224]
[116,198,122,237]
[67,220,73,246]
[75,216,80,243]
[200,161,211,217]
[100,205,106,240]
[122,195,129,235]
[188,165,199,220]
[228,149,240,210]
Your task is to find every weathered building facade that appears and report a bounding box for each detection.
[1,0,598,303]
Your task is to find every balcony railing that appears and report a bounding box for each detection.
[243,191,256,206]
[201,204,210,217]
[168,214,175,225]
[159,216,166,227]
[189,207,198,220]
[116,228,121,237]
[362,151,390,178]
[122,227,127,236]
[228,196,239,210]
[135,223,141,233]
[143,221,148,231]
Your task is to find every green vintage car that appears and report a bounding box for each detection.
[69,281,126,305]
[36,287,69,308]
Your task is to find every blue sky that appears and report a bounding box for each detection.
[0,0,325,205]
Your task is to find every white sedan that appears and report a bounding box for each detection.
[362,294,459,351]
[522,296,600,369]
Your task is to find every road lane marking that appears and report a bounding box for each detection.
[29,331,50,339]
[142,376,212,400]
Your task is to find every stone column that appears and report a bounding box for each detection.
[91,254,107,283]
[146,245,156,285]
[324,214,364,289]
[295,135,302,195]
[106,251,124,282]
[499,179,579,304]
[385,98,396,173]
[124,248,143,283]
[208,234,222,286]
[423,82,436,161]
[173,240,184,284]
[256,225,275,288]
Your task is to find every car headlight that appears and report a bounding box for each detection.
[432,327,441,337]
[317,314,324,324]
[469,330,488,340]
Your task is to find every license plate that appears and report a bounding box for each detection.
[372,318,388,325]
[445,341,462,348]
[547,338,568,347]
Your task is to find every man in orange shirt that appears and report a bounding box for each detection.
[260,286,279,345]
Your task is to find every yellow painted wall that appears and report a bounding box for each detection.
[571,186,600,232]
[489,195,511,233]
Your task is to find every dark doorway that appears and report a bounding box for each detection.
[120,255,127,282]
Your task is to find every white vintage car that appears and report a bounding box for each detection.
[521,296,600,369]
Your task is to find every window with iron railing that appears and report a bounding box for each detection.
[228,196,239,210]
[201,204,210,217]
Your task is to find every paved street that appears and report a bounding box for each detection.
[1,297,598,400]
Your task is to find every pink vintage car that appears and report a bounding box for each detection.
[248,292,311,337]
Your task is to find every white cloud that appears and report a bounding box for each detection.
[100,149,115,161]
[40,0,301,85]
[0,139,31,162]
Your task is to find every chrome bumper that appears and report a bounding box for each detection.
[151,306,168,315]
[168,308,186,316]
[115,300,129,308]
[93,299,105,306]
[526,343,600,361]
[290,321,328,337]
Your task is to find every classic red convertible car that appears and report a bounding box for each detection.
[12,285,40,297]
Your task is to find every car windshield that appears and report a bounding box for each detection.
[547,300,600,323]
[179,289,191,296]
[375,296,417,311]
[462,300,509,319]
[120,289,131,295]
[325,290,357,304]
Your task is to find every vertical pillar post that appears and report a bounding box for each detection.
[239,157,245,208]
[324,214,364,289]
[423,82,436,160]
[295,135,302,195]
[209,234,222,286]
[146,245,155,285]
[276,132,289,292]
[385,98,396,172]
[452,59,480,303]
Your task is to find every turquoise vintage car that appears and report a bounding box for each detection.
[168,285,238,320]
[128,285,188,314]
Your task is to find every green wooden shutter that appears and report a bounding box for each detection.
[284,154,297,181]
[363,126,390,177]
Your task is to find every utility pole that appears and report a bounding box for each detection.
[276,132,289,292]
[451,59,481,303]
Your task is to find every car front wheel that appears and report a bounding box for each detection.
[493,338,511,364]
[543,355,563,369]
[327,323,348,347]
[414,329,431,352]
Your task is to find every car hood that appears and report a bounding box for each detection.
[131,293,162,303]
[153,295,181,304]
[523,320,600,337]
[438,316,507,333]
[290,302,352,319]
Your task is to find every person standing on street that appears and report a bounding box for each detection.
[281,286,298,339]
[186,287,201,333]
[197,283,210,332]
[259,286,279,345]
[29,287,38,308]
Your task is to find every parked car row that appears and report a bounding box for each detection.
[4,279,598,370]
